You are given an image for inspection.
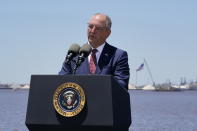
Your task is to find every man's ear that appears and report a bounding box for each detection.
[106,29,111,37]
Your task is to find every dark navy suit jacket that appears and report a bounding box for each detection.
[59,43,130,90]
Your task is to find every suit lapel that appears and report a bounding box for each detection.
[80,57,90,74]
[96,43,112,74]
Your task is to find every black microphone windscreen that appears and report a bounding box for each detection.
[68,44,80,54]
[79,44,92,57]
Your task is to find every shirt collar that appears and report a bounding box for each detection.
[87,42,106,54]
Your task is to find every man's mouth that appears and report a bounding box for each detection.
[89,35,95,38]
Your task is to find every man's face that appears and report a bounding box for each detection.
[87,15,111,48]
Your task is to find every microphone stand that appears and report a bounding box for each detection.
[72,55,85,74]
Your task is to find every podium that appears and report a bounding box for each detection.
[26,75,131,131]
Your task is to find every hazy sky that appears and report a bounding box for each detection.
[0,0,197,85]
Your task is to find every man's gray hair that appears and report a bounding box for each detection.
[94,13,112,29]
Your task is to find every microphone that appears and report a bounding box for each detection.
[65,44,80,64]
[73,43,92,74]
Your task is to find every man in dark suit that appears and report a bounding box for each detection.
[59,13,130,90]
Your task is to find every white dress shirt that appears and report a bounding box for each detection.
[88,42,106,63]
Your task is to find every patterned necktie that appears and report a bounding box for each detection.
[89,49,98,74]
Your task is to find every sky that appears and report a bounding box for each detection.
[0,0,197,85]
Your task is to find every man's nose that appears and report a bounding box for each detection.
[90,26,96,33]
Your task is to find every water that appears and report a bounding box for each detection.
[0,90,28,131]
[0,89,197,131]
[129,90,197,131]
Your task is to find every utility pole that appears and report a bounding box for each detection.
[144,58,155,86]
[135,71,138,86]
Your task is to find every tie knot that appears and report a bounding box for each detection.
[92,49,97,54]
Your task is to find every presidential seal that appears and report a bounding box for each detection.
[53,82,85,117]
